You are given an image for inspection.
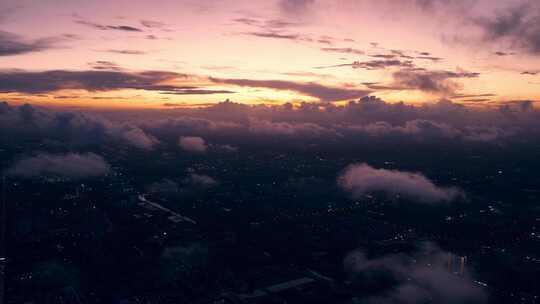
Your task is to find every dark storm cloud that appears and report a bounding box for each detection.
[521,71,538,75]
[476,2,540,55]
[75,20,143,32]
[338,163,463,203]
[0,31,69,56]
[210,77,370,102]
[344,242,487,304]
[6,152,110,179]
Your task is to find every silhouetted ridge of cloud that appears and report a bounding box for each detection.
[75,20,143,32]
[210,77,370,102]
[1,98,538,150]
[0,69,225,96]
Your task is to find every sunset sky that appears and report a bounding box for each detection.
[1,0,539,108]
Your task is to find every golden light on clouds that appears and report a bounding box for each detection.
[0,0,538,109]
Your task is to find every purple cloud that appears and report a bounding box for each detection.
[75,20,143,32]
[338,163,463,203]
[0,31,70,56]
[179,136,208,153]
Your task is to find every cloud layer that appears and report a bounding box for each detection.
[210,77,370,102]
[0,102,159,150]
[0,69,230,96]
[1,96,539,156]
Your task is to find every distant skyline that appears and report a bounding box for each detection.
[1,0,539,108]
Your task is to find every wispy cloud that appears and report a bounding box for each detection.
[88,61,123,71]
[315,59,415,70]
[210,77,370,102]
[75,19,143,32]
[0,31,71,56]
[320,47,365,55]
[100,49,147,55]
[140,19,168,29]
[475,2,540,55]
[364,69,480,95]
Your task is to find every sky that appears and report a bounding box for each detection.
[0,0,539,108]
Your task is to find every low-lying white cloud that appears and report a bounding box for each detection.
[338,163,462,203]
